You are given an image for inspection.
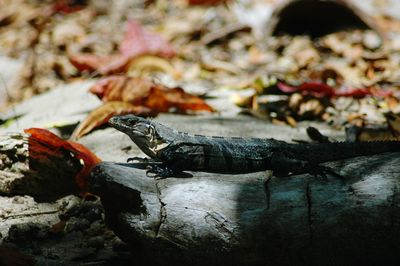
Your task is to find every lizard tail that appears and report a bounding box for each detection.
[291,140,400,164]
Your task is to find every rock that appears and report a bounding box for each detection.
[65,217,90,232]
[66,247,96,261]
[6,223,50,244]
[11,196,26,204]
[62,200,104,222]
[86,221,105,236]
[112,238,130,252]
[0,195,60,241]
[87,236,104,249]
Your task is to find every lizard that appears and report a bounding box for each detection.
[109,114,400,178]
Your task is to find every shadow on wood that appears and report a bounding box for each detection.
[89,153,400,265]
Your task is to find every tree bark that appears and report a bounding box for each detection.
[89,153,400,266]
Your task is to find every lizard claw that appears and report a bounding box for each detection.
[145,164,176,179]
[145,168,158,178]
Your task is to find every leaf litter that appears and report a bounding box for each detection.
[2,0,400,137]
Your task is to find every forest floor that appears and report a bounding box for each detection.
[1,0,400,264]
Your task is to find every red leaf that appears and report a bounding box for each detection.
[69,20,175,75]
[278,82,335,98]
[24,128,101,190]
[52,0,86,14]
[335,87,393,98]
[120,20,175,59]
[277,82,392,98]
[68,141,101,189]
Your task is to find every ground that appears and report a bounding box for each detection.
[1,0,400,264]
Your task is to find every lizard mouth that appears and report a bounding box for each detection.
[131,129,146,137]
[108,117,140,136]
[108,117,129,132]
[108,117,150,138]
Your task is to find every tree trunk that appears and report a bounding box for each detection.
[89,153,400,266]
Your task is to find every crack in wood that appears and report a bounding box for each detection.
[204,211,238,242]
[2,209,59,220]
[154,180,166,238]
[306,182,313,244]
[390,183,397,227]
[264,176,272,209]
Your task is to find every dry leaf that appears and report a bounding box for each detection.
[127,55,181,79]
[90,76,214,113]
[49,220,66,235]
[71,101,156,139]
[69,54,126,74]
[187,0,228,5]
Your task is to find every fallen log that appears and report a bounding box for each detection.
[89,153,400,266]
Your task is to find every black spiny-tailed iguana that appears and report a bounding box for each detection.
[109,115,400,178]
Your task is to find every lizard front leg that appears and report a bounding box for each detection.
[126,157,181,178]
[128,154,189,178]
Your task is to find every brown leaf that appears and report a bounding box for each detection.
[89,76,214,113]
[69,54,126,74]
[49,220,66,235]
[71,101,156,139]
[144,86,214,113]
[69,20,175,75]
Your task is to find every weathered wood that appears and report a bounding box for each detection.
[0,133,79,201]
[90,153,400,265]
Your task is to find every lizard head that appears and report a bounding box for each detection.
[109,115,169,157]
